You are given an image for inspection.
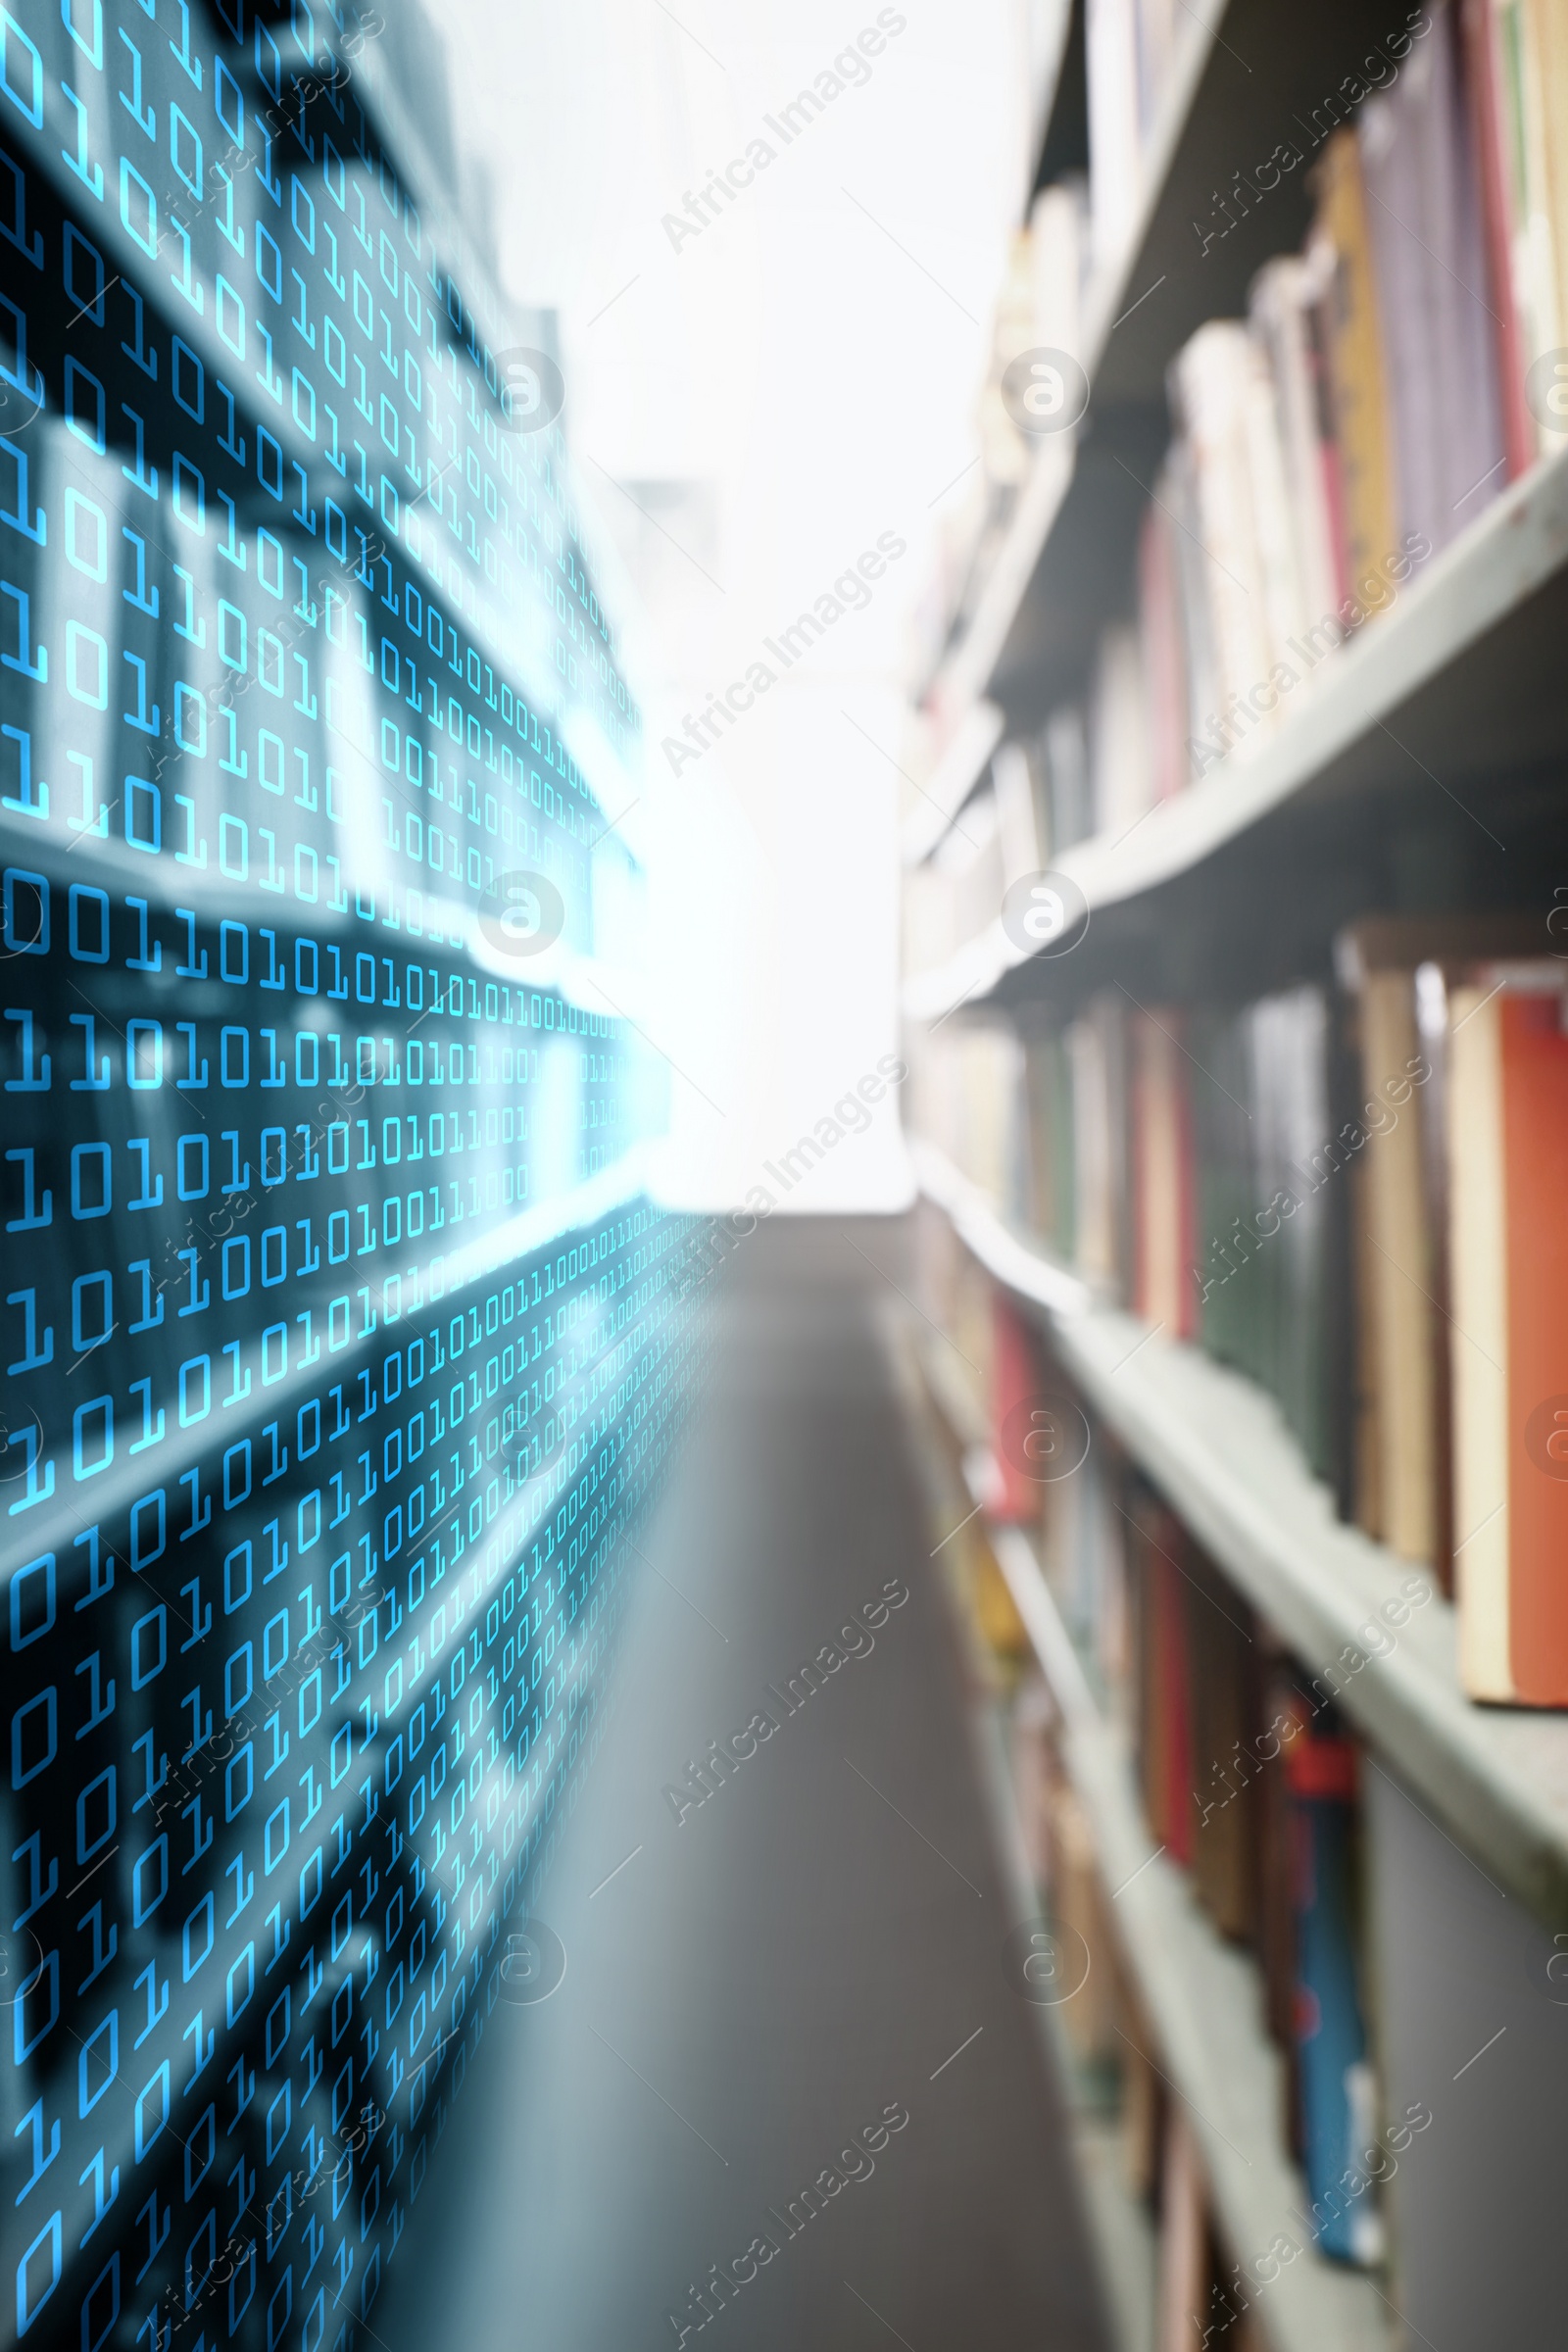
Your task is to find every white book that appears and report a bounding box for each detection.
[1029,177,1088,361]
[1239,333,1305,719]
[1091,621,1152,837]
[1169,322,1275,734]
[1250,255,1342,646]
[1086,0,1143,270]
[1068,1013,1117,1283]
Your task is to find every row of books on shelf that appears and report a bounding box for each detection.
[1092,0,1568,468]
[973,0,1203,515]
[1016,1723,1278,2352]
[1125,0,1533,823]
[911,909,1568,1707]
[921,180,1092,678]
[930,0,1568,842]
[929,1249,1404,2301]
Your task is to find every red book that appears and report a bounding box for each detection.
[990,1291,1049,1522]
[1136,1505,1195,1867]
[1448,972,1568,1703]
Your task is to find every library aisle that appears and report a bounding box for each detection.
[375,1220,1111,2352]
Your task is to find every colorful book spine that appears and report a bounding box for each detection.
[990,1290,1051,1521]
[1285,1724,1382,2264]
[1448,972,1568,1703]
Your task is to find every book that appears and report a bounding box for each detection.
[1086,0,1143,268]
[1168,323,1281,747]
[1090,620,1153,841]
[1285,1712,1382,2264]
[993,740,1044,885]
[1250,252,1345,633]
[1312,127,1400,596]
[1184,1555,1260,1942]
[1120,2014,1163,2202]
[1029,175,1089,362]
[1130,1007,1198,1341]
[1447,965,1568,1704]
[1129,1494,1196,1868]
[1044,1420,1126,1678]
[1162,438,1222,773]
[1155,2106,1208,2352]
[1190,988,1351,1499]
[1138,495,1190,805]
[1269,986,1353,1497]
[1050,1774,1123,2065]
[1461,0,1538,473]
[932,777,1006,952]
[991,1289,1051,1521]
[926,1018,1022,1212]
[1020,1022,1078,1260]
[1335,913,1542,1588]
[1357,1,1506,555]
[1343,951,1443,1565]
[1012,1675,1059,1886]
[1486,0,1563,436]
[1068,1000,1121,1288]
[1256,1668,1305,2158]
[1525,0,1568,368]
[1134,0,1179,146]
[1045,701,1095,853]
[978,230,1046,496]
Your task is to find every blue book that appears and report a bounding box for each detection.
[1289,1736,1383,2264]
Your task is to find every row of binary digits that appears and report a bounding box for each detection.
[0,2,703,2347]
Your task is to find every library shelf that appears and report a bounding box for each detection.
[1024,0,1087,220]
[969,1698,1160,2352]
[904,439,1568,1021]
[912,1138,1568,1932]
[923,0,1391,734]
[926,434,1078,720]
[908,1326,1392,2352]
[889,1326,1158,2352]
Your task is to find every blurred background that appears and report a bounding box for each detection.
[408,0,1050,1214]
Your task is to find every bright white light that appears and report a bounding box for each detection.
[431,0,1044,1209]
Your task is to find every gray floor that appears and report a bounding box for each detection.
[374,1218,1111,2351]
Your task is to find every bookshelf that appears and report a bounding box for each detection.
[915,1141,1568,1930]
[901,0,1568,2339]
[925,0,1414,725]
[903,700,1008,864]
[907,441,1568,1021]
[906,1324,1389,2352]
[909,445,1568,1028]
[890,1329,1160,2352]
